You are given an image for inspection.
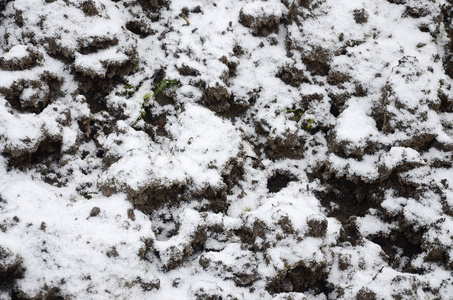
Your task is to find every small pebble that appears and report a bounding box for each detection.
[127,208,136,221]
[90,207,101,217]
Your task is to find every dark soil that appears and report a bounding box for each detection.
[267,173,295,193]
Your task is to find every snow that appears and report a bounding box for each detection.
[356,213,397,236]
[328,153,379,181]
[241,1,285,18]
[0,178,157,299]
[335,98,379,145]
[167,103,243,190]
[3,45,28,60]
[1,0,453,298]
[74,49,129,78]
[0,97,46,153]
[379,146,425,170]
[98,103,243,194]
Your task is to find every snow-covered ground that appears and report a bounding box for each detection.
[1,0,453,299]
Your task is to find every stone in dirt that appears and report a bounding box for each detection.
[89,207,101,217]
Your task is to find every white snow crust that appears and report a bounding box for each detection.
[1,0,453,299]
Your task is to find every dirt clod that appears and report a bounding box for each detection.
[267,261,328,294]
[356,287,376,300]
[202,82,231,113]
[353,9,369,24]
[239,4,281,37]
[306,215,328,238]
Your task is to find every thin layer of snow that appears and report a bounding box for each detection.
[1,0,453,298]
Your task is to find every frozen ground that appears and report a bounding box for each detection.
[1,0,453,299]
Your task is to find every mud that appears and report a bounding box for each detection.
[150,224,207,271]
[0,0,13,12]
[74,50,138,113]
[80,0,99,17]
[356,288,377,300]
[199,248,258,286]
[353,8,369,24]
[265,130,305,160]
[126,20,156,38]
[129,183,187,216]
[138,0,168,13]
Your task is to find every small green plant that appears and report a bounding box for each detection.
[123,81,136,97]
[124,82,134,90]
[81,191,98,200]
[444,122,453,129]
[140,92,152,117]
[143,92,151,102]
[136,79,179,120]
[305,118,315,130]
[140,107,146,117]
[134,64,139,73]
[153,78,179,98]
[285,108,316,130]
[285,108,303,122]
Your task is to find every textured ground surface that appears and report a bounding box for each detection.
[1,0,453,299]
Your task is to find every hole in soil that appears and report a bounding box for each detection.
[32,140,62,164]
[75,75,124,113]
[317,172,424,270]
[316,176,382,245]
[267,173,294,193]
[330,103,340,117]
[320,177,378,217]
[371,231,423,273]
